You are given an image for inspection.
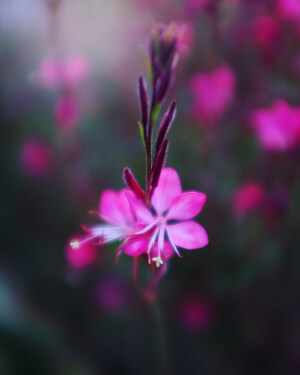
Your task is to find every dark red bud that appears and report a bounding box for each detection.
[150,139,168,194]
[123,167,146,201]
[138,75,148,136]
[155,100,176,153]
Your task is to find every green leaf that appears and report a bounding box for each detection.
[138,121,146,147]
[151,104,160,123]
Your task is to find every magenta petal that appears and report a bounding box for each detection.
[167,192,207,220]
[151,168,182,215]
[99,189,133,226]
[123,236,149,256]
[167,221,209,249]
[125,191,153,224]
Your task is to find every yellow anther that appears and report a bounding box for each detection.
[152,256,164,268]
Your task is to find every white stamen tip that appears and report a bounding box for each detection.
[152,256,164,268]
[70,240,80,249]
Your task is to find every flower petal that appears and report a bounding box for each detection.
[125,191,153,224]
[99,189,133,226]
[167,192,207,220]
[167,221,208,249]
[151,168,182,215]
[123,236,149,256]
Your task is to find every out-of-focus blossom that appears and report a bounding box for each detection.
[124,168,208,267]
[19,138,52,178]
[185,0,210,14]
[190,66,236,126]
[276,0,300,21]
[252,14,280,48]
[251,100,300,151]
[36,56,89,88]
[66,234,97,269]
[176,23,195,55]
[233,183,265,216]
[54,94,80,130]
[179,296,213,331]
[95,276,127,313]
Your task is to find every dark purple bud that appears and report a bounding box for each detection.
[138,75,148,134]
[123,167,146,201]
[148,23,178,83]
[155,100,176,153]
[151,139,168,193]
[156,67,173,103]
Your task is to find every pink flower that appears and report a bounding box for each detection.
[36,56,89,88]
[176,23,195,56]
[70,189,137,253]
[179,296,213,331]
[276,0,300,21]
[190,66,236,126]
[251,100,300,151]
[252,14,280,48]
[233,183,265,215]
[54,95,80,130]
[19,139,52,178]
[66,234,98,269]
[123,168,208,267]
[185,0,210,14]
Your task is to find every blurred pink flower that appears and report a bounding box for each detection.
[66,234,97,269]
[276,0,300,21]
[179,296,213,331]
[185,0,210,14]
[37,56,89,88]
[252,14,280,48]
[176,23,195,55]
[124,168,208,267]
[233,183,265,215]
[251,100,300,151]
[96,277,127,313]
[190,66,236,126]
[54,95,80,130]
[19,139,52,178]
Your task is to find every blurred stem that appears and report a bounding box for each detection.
[151,297,172,375]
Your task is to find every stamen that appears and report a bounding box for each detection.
[152,256,164,268]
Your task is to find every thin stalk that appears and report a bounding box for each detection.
[151,297,172,375]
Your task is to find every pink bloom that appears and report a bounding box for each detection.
[251,100,300,151]
[19,139,52,178]
[123,168,208,267]
[70,189,137,253]
[190,66,236,126]
[176,23,195,55]
[185,0,210,14]
[252,14,280,48]
[66,234,97,269]
[54,95,80,130]
[276,0,300,21]
[179,296,213,331]
[233,183,265,215]
[37,56,89,88]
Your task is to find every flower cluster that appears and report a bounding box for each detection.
[70,24,209,279]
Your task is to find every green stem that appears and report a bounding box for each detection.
[151,297,172,375]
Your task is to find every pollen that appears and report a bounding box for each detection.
[70,239,80,249]
[152,256,164,268]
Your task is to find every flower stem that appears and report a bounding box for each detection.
[151,297,172,375]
